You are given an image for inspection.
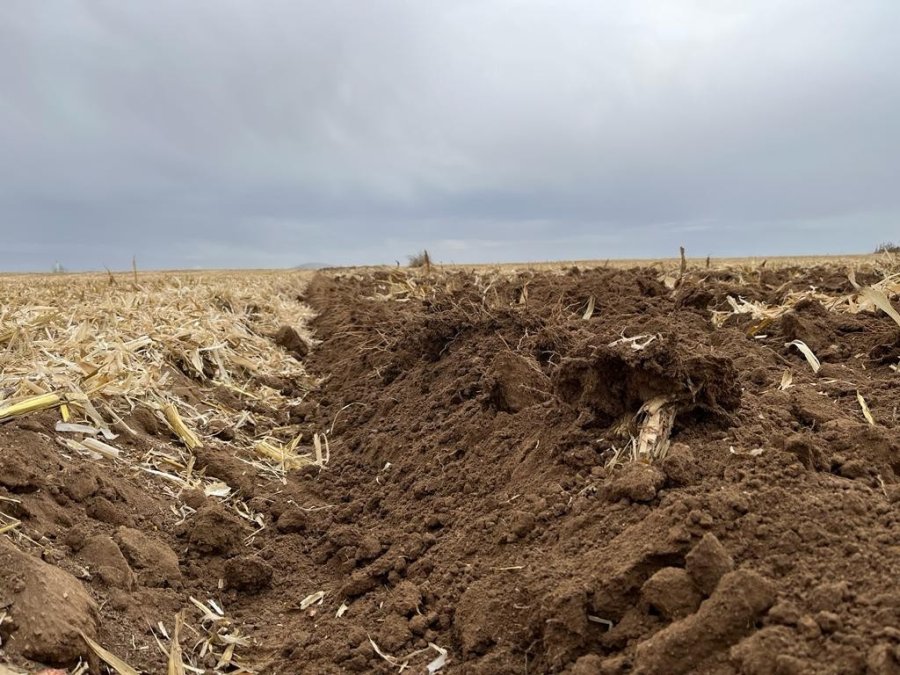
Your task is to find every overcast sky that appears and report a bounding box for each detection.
[1,1,899,270]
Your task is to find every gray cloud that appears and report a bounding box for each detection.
[1,0,899,270]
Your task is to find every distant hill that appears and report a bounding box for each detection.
[295,262,329,270]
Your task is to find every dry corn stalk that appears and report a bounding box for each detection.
[163,404,203,449]
[79,632,140,675]
[254,436,313,471]
[634,396,676,462]
[0,393,62,422]
[167,611,186,675]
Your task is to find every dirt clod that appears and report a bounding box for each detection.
[604,463,666,503]
[115,526,182,587]
[187,503,244,555]
[867,644,900,675]
[685,532,734,596]
[79,535,134,589]
[274,325,310,359]
[633,569,776,674]
[640,567,702,620]
[0,538,98,666]
[659,443,699,486]
[275,506,310,533]
[223,555,273,592]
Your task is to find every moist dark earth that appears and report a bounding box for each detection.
[1,265,899,674]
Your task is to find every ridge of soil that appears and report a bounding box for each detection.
[1,265,899,674]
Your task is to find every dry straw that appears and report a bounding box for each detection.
[0,270,318,470]
[1,269,319,672]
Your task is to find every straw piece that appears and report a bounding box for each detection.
[55,421,100,435]
[163,404,203,449]
[167,612,185,675]
[79,632,140,675]
[857,391,875,426]
[634,396,676,462]
[0,519,22,535]
[426,643,449,674]
[81,437,122,460]
[582,295,595,320]
[299,591,325,610]
[0,393,61,422]
[859,286,900,328]
[779,370,793,391]
[786,340,821,373]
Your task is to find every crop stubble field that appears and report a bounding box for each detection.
[0,255,898,674]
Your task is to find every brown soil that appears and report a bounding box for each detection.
[2,265,900,674]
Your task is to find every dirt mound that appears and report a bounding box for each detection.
[288,267,899,673]
[0,265,898,674]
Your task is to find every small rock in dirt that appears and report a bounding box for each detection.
[640,567,702,620]
[660,443,700,486]
[79,535,134,589]
[604,463,666,503]
[633,569,776,675]
[0,538,99,666]
[188,503,244,555]
[685,533,734,596]
[115,526,182,587]
[276,507,310,533]
[274,325,310,359]
[223,555,273,592]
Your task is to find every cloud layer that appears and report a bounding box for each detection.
[2,0,899,270]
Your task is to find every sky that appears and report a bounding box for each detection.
[1,0,899,271]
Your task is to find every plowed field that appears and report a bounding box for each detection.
[1,261,898,674]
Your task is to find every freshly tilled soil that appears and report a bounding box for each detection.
[1,265,899,674]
